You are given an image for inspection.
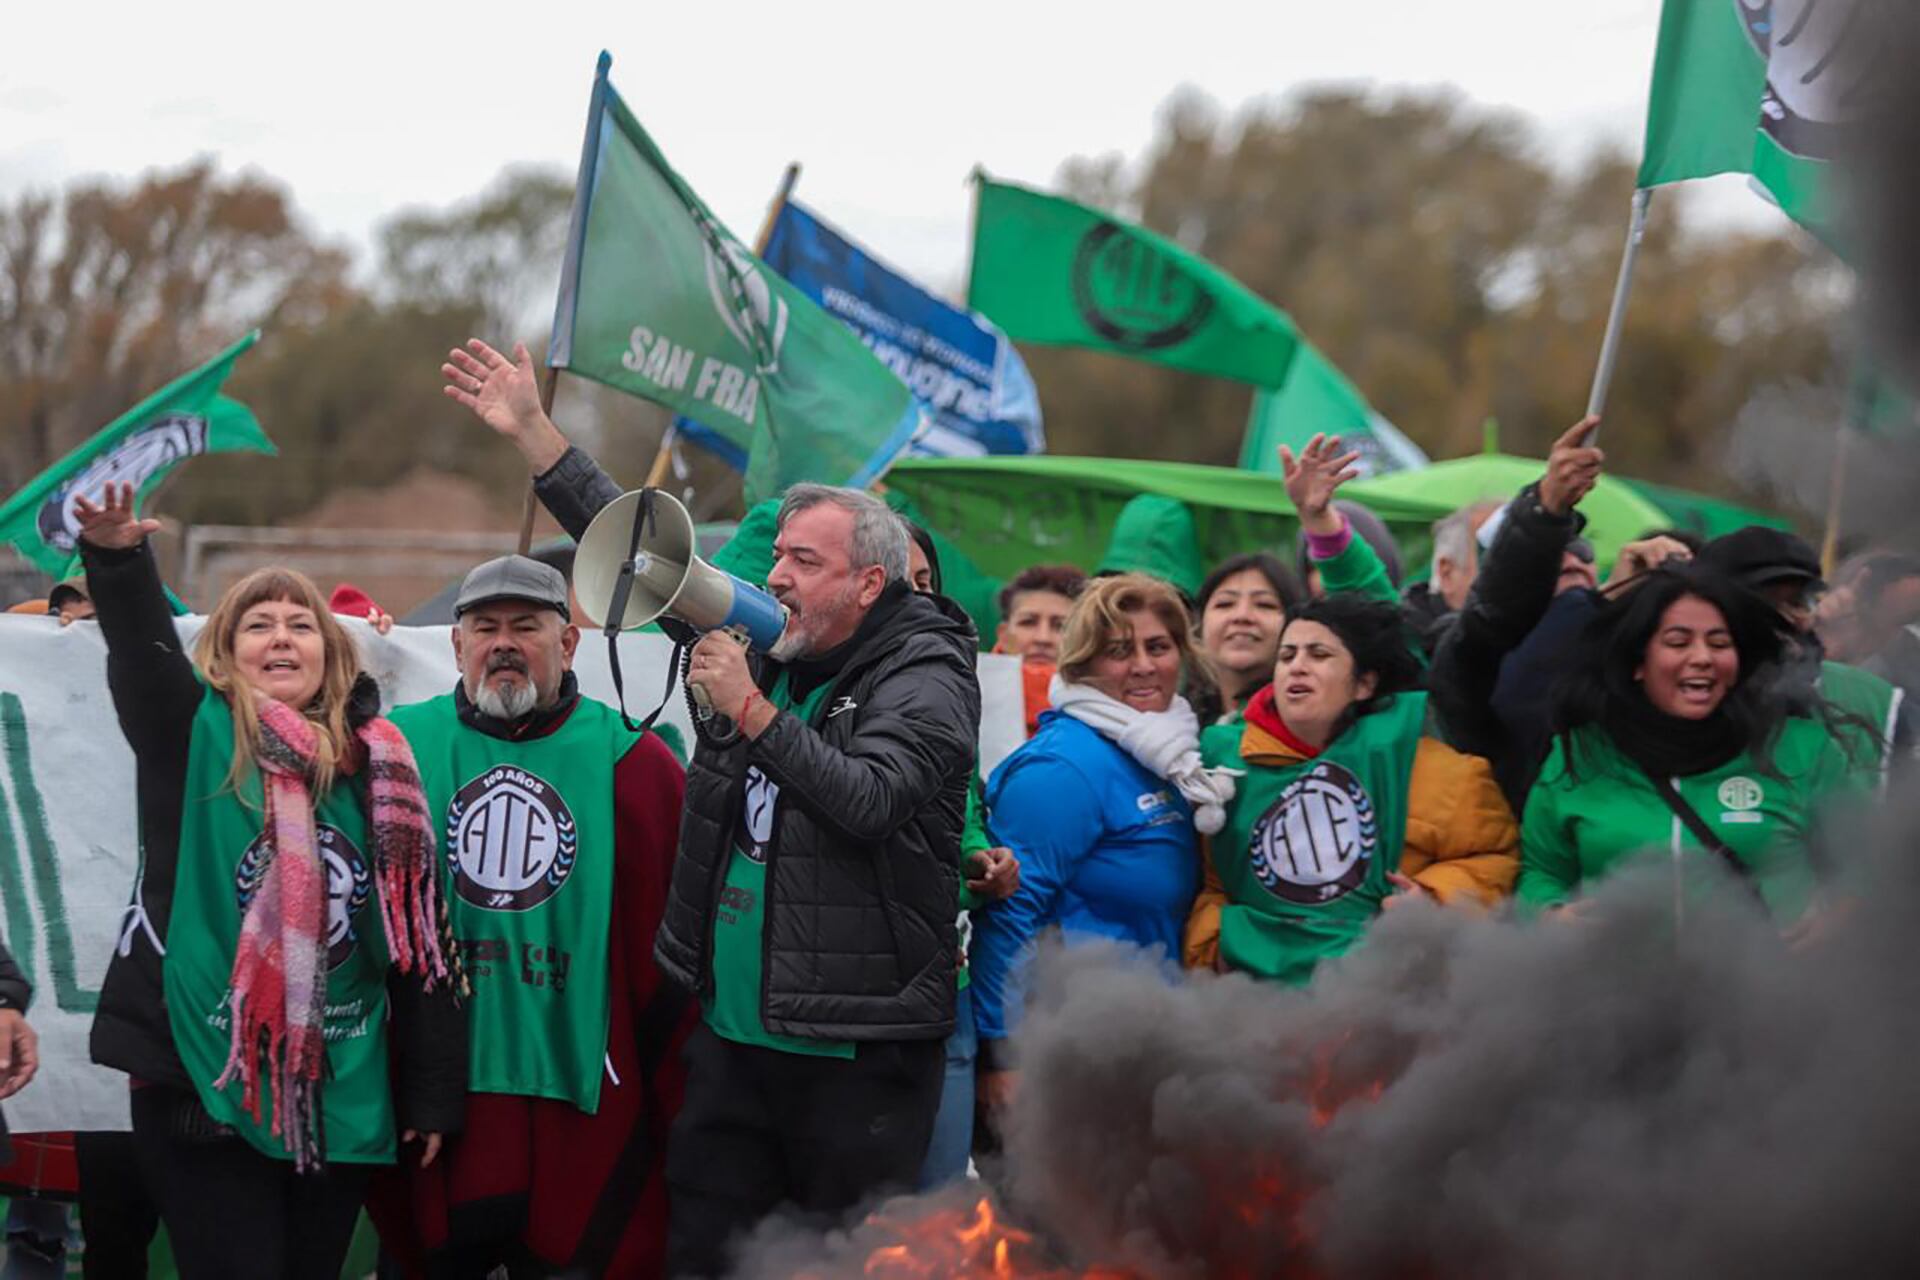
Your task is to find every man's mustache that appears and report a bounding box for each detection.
[486,651,529,675]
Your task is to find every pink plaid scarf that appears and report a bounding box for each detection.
[214,697,454,1171]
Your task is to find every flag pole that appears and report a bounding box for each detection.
[515,363,562,555]
[641,161,803,492]
[1585,188,1654,433]
[1820,425,1853,577]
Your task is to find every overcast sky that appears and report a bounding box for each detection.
[3,0,1768,298]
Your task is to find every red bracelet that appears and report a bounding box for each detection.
[740,690,763,725]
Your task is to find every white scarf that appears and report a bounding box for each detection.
[1049,675,1240,834]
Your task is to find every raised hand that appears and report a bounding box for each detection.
[442,339,568,474]
[71,482,161,551]
[1280,434,1362,537]
[1604,535,1694,591]
[1539,416,1604,516]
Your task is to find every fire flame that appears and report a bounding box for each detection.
[848,1196,1131,1279]
[846,1036,1394,1278]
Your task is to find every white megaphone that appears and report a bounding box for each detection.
[574,488,789,650]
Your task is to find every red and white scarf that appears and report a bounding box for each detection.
[213,697,454,1170]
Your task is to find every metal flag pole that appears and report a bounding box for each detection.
[1819,424,1854,577]
[640,161,803,494]
[515,364,562,555]
[1585,188,1655,435]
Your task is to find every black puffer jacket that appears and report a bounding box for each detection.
[529,444,983,1039]
[657,585,980,1040]
[1428,482,1585,809]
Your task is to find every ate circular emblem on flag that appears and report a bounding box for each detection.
[1737,0,1870,160]
[1249,761,1380,905]
[235,824,371,971]
[1071,221,1216,350]
[446,766,579,912]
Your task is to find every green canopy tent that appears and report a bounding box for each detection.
[1345,452,1671,569]
[884,455,1454,584]
[1618,478,1792,542]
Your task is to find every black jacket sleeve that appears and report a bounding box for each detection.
[83,540,201,767]
[1429,484,1582,758]
[0,942,29,1013]
[748,647,982,846]
[386,971,469,1135]
[531,445,626,543]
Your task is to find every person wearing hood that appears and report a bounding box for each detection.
[441,339,983,1276]
[971,572,1236,1112]
[1184,444,1518,985]
[1700,526,1912,771]
[1517,563,1868,922]
[1095,493,1207,600]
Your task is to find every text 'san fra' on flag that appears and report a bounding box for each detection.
[0,332,271,577]
[965,175,1302,387]
[546,53,922,503]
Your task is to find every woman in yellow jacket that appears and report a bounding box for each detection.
[1185,591,1518,983]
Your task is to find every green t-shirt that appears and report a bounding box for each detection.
[705,673,855,1058]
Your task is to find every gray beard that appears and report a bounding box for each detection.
[472,677,539,721]
[767,583,861,661]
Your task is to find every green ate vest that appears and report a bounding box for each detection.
[165,688,395,1164]
[390,694,630,1113]
[1209,693,1426,985]
[704,675,855,1058]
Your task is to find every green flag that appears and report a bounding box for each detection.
[0,332,270,576]
[547,54,921,503]
[1637,0,1851,234]
[966,176,1301,386]
[1237,342,1428,478]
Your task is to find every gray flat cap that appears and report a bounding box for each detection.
[454,555,570,620]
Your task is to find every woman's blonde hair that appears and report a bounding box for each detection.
[194,567,363,798]
[1057,573,1210,687]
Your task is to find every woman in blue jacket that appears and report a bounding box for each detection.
[971,573,1236,1110]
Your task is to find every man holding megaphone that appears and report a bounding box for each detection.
[441,339,984,1279]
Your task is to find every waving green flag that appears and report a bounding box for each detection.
[1638,0,1855,236]
[0,332,270,576]
[1238,343,1429,478]
[548,54,922,503]
[966,176,1301,387]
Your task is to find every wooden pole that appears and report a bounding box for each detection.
[516,363,562,555]
[636,161,803,497]
[1820,425,1853,577]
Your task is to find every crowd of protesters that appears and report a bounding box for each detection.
[0,334,1907,1279]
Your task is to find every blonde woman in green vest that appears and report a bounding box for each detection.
[74,483,464,1280]
[1518,563,1871,924]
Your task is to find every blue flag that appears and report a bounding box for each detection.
[677,199,1043,469]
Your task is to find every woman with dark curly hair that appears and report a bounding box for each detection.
[1518,563,1869,922]
[1187,593,1519,984]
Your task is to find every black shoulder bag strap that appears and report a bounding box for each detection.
[602,488,676,736]
[1635,765,1762,897]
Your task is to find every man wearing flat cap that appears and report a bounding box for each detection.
[370,555,693,1279]
[1703,526,1913,770]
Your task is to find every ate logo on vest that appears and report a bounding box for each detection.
[1249,761,1381,905]
[446,765,578,911]
[235,824,370,971]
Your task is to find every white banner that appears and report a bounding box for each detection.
[0,614,1024,1134]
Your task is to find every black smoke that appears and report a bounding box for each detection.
[731,791,1920,1278]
